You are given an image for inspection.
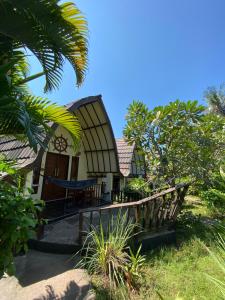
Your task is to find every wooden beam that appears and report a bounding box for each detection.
[82,122,108,131]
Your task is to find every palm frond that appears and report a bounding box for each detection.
[0,95,81,152]
[0,52,81,152]
[205,225,225,298]
[0,0,88,91]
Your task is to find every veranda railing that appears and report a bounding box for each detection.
[78,183,189,244]
[44,183,103,220]
[111,190,144,203]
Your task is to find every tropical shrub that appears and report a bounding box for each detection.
[78,211,145,296]
[0,160,43,276]
[123,100,225,188]
[200,189,225,213]
[200,166,225,216]
[127,177,152,196]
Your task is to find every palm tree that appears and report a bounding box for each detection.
[0,0,88,91]
[204,85,225,117]
[0,0,88,151]
[0,53,81,152]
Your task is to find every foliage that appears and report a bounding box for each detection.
[205,84,225,117]
[77,211,145,297]
[127,177,151,196]
[0,54,81,151]
[135,201,224,300]
[92,191,224,299]
[137,239,221,300]
[206,225,225,299]
[93,237,223,300]
[125,245,146,289]
[0,0,88,91]
[0,0,89,151]
[201,189,225,214]
[123,100,225,187]
[0,0,87,152]
[200,166,225,216]
[0,160,43,276]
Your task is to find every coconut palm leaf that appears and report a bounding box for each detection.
[0,95,81,152]
[0,0,88,92]
[0,54,81,152]
[205,225,225,298]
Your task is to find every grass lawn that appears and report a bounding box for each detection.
[92,195,225,300]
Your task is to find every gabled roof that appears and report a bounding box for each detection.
[116,138,135,177]
[116,138,146,177]
[0,136,37,170]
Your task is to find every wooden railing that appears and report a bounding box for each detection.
[111,190,145,203]
[78,183,189,244]
[85,183,103,200]
[44,183,104,220]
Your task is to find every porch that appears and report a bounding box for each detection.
[42,180,106,221]
[33,183,189,252]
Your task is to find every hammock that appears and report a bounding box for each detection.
[45,177,97,190]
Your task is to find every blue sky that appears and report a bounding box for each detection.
[29,0,225,137]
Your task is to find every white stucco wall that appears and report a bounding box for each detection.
[24,170,33,196]
[31,126,88,200]
[28,125,116,201]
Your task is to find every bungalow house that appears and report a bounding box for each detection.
[0,95,145,217]
[0,95,190,249]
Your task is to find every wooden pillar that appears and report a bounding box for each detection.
[79,212,84,244]
[105,173,113,202]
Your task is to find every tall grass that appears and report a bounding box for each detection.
[77,210,145,296]
[206,225,225,298]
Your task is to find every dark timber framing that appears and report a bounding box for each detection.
[2,95,120,177]
[31,95,120,176]
[91,103,112,173]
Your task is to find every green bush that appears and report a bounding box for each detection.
[201,189,225,210]
[77,211,145,296]
[0,160,43,276]
[127,178,151,196]
[200,166,225,216]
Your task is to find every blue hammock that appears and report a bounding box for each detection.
[45,177,97,190]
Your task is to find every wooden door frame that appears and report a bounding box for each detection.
[41,152,70,200]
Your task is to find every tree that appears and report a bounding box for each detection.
[204,84,225,117]
[0,54,81,151]
[0,0,88,150]
[123,100,225,187]
[0,1,89,274]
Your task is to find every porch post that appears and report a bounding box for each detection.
[66,155,73,198]
[23,171,33,196]
[105,173,113,202]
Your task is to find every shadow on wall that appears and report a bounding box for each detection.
[33,281,91,300]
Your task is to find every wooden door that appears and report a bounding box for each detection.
[42,152,69,201]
